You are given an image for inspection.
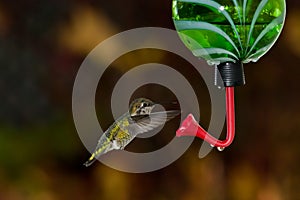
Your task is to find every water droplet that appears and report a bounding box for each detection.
[217,147,225,151]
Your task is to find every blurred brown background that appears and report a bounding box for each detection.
[0,0,300,199]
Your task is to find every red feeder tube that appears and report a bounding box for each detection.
[176,87,235,148]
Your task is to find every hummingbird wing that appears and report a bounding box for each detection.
[129,110,180,135]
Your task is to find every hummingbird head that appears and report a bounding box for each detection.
[129,98,155,117]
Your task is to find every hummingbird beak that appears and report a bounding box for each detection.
[152,101,179,112]
[155,101,178,106]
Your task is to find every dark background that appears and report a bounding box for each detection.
[0,0,299,199]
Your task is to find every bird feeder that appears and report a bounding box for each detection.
[173,0,286,150]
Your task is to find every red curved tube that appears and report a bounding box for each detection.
[176,87,235,148]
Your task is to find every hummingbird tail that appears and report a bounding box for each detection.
[83,156,97,167]
[83,139,113,167]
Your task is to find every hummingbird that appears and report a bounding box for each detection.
[83,98,180,167]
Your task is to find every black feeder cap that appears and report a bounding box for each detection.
[217,62,246,87]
